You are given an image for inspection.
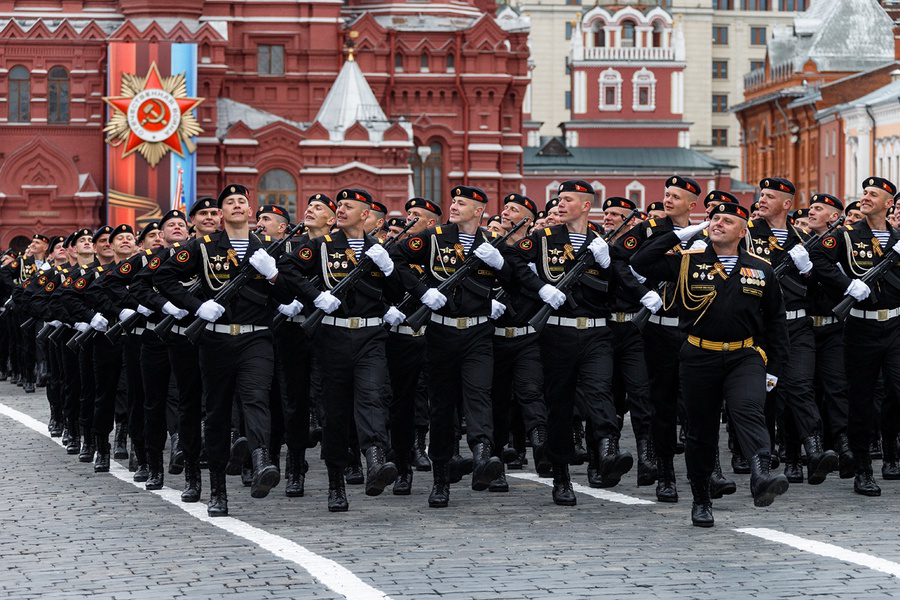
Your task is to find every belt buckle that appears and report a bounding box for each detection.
[721,342,730,351]
[576,317,588,329]
[348,317,360,329]
[229,324,240,336]
[413,327,424,337]
[812,316,823,327]
[614,312,624,323]
[878,309,889,322]
[456,317,469,330]
[505,327,516,338]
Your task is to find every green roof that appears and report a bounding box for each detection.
[524,144,733,172]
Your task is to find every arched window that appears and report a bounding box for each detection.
[421,53,430,73]
[598,68,623,111]
[48,66,69,124]
[621,20,636,48]
[258,169,297,220]
[651,21,666,47]
[394,52,404,73]
[632,68,657,111]
[410,142,444,205]
[9,66,30,123]
[593,24,606,47]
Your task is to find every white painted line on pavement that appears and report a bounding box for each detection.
[507,471,655,505]
[735,527,900,578]
[0,401,392,600]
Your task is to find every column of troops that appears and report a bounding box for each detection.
[5,174,900,527]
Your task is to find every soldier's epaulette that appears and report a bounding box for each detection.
[144,249,153,255]
[324,234,332,242]
[172,242,181,248]
[96,266,104,273]
[62,268,68,274]
[682,248,706,254]
[845,225,854,231]
[702,229,709,236]
[489,231,499,239]
[543,227,552,236]
[748,220,755,228]
[263,235,272,242]
[648,219,657,227]
[203,235,211,242]
[436,226,443,234]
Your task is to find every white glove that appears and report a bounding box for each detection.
[538,284,566,309]
[249,248,278,280]
[162,301,188,320]
[118,308,136,322]
[490,299,506,320]
[689,239,708,251]
[474,243,505,270]
[383,306,406,326]
[277,299,303,318]
[74,321,90,333]
[845,279,871,301]
[89,313,108,332]
[195,299,225,323]
[48,320,61,328]
[893,239,900,255]
[365,244,394,276]
[675,221,711,242]
[788,245,812,274]
[420,288,447,311]
[588,237,611,268]
[136,304,153,317]
[640,290,663,314]
[766,373,778,393]
[313,291,341,314]
[629,265,647,284]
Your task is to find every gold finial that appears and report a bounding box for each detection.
[347,46,355,62]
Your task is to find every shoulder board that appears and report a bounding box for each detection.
[846,225,854,231]
[682,248,705,254]
[489,231,499,239]
[172,242,181,248]
[62,268,68,273]
[648,219,657,227]
[324,235,332,242]
[144,249,153,255]
[702,229,709,236]
[544,227,552,236]
[264,235,272,242]
[748,220,755,228]
[436,226,443,234]
[203,235,211,242]
[96,266,104,273]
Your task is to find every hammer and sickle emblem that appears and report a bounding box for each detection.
[141,100,167,127]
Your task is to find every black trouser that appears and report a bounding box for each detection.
[0,312,8,373]
[425,320,494,463]
[200,329,273,473]
[491,331,546,455]
[643,322,683,460]
[843,316,900,459]
[167,331,203,462]
[273,322,313,453]
[21,315,36,382]
[92,334,124,439]
[316,324,390,469]
[387,330,427,465]
[812,321,849,442]
[77,337,96,433]
[60,329,81,427]
[769,317,819,443]
[141,331,171,455]
[540,324,616,465]
[609,320,652,440]
[47,334,64,415]
[680,344,769,482]
[7,310,20,377]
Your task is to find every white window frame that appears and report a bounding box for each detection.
[599,68,623,112]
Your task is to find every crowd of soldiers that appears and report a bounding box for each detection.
[4,174,900,528]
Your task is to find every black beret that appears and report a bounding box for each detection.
[486,214,502,226]
[64,232,76,248]
[760,177,795,195]
[337,188,374,205]
[47,235,66,252]
[217,184,250,207]
[32,233,50,244]
[535,210,547,220]
[188,224,196,236]
[72,228,93,245]
[704,190,739,207]
[845,200,861,214]
[93,225,113,243]
[190,197,217,217]
[137,222,160,243]
[308,193,337,213]
[255,205,289,220]
[503,193,537,214]
[370,200,388,214]
[545,197,559,211]
[793,208,809,220]
[405,197,442,217]
[387,217,406,229]
[712,202,750,221]
[159,209,188,228]
[109,224,135,242]
[666,175,701,196]
[751,201,760,212]
[452,185,488,203]
[602,196,636,211]
[809,193,843,211]
[862,176,897,196]
[647,201,665,213]
[558,180,594,195]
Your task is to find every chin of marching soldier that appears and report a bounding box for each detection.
[154,184,279,518]
[631,202,790,527]
[504,180,636,507]
[262,188,398,513]
[389,185,518,508]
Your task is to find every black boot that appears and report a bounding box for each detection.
[284,449,308,497]
[656,456,678,502]
[488,465,509,493]
[168,432,185,475]
[181,460,202,503]
[146,451,165,490]
[393,458,413,496]
[93,435,111,473]
[586,443,602,487]
[471,442,503,491]
[345,450,364,485]
[327,466,349,512]
[749,453,789,507]
[783,443,804,484]
[250,447,280,499]
[529,425,552,477]
[571,421,588,466]
[23,380,35,393]
[690,479,714,528]
[803,434,838,485]
[636,437,657,487]
[128,446,137,472]
[78,435,96,463]
[731,446,750,474]
[113,421,128,460]
[853,455,881,496]
[709,447,737,499]
[62,423,71,446]
[199,427,209,469]
[133,443,150,482]
[308,409,322,449]
[446,452,473,484]
[241,452,253,487]
[596,437,633,488]
[207,470,228,517]
[49,406,63,437]
[881,434,900,480]
[225,431,249,476]
[428,461,450,508]
[363,446,397,497]
[413,427,432,472]
[66,422,81,455]
[836,433,854,479]
[551,463,576,506]
[869,437,883,460]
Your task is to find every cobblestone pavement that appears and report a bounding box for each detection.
[2,383,900,599]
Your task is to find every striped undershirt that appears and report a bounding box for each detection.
[672,226,688,248]
[872,230,891,248]
[347,238,365,256]
[230,238,249,262]
[458,233,475,254]
[569,233,587,252]
[718,255,738,275]
[770,228,788,246]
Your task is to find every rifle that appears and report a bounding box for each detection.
[183,223,306,343]
[773,215,845,278]
[21,317,36,330]
[36,322,56,343]
[833,247,900,321]
[270,276,320,332]
[105,308,144,342]
[67,325,96,351]
[405,218,529,332]
[49,323,69,342]
[531,210,639,333]
[300,217,419,337]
